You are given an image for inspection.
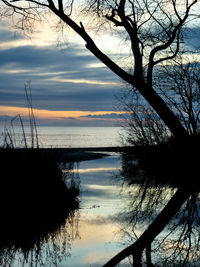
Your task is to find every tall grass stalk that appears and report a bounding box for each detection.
[24,81,39,148]
[1,82,39,149]
[11,114,28,148]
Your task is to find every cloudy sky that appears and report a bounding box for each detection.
[0,8,199,128]
[0,19,125,127]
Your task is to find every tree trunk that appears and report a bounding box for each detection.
[137,83,188,138]
[103,187,191,267]
[132,251,142,267]
[146,243,155,267]
[54,9,188,138]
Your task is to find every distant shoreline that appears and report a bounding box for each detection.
[0,146,131,162]
[36,147,129,162]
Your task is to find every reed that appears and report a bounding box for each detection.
[0,85,80,266]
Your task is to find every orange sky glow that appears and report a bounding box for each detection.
[0,106,125,120]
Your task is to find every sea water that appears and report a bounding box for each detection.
[0,126,123,148]
[37,126,122,148]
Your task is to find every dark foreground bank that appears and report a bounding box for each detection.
[38,146,129,161]
[0,146,130,162]
[0,146,80,263]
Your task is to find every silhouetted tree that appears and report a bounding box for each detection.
[118,88,169,146]
[0,0,200,266]
[120,55,200,146]
[1,0,198,137]
[156,56,200,135]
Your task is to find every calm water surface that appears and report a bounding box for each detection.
[38,126,122,148]
[3,154,130,267]
[1,126,196,266]
[64,155,126,266]
[0,126,123,148]
[0,126,131,266]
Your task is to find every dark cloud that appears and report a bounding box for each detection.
[82,113,122,119]
[184,28,200,50]
[0,115,13,121]
[0,87,118,111]
[0,45,96,70]
[0,39,121,113]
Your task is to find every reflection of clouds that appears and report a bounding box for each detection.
[79,156,121,174]
[78,167,117,173]
[82,184,121,200]
[156,238,200,265]
[0,39,32,49]
[71,213,121,265]
[76,214,118,244]
[84,184,120,198]
[82,250,115,266]
[79,156,121,200]
[87,184,118,190]
[63,155,125,266]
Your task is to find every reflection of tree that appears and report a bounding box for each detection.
[0,149,80,266]
[115,143,200,266]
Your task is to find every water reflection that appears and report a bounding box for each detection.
[0,151,129,267]
[113,148,200,267]
[68,155,126,266]
[2,146,199,266]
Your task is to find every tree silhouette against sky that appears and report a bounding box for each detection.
[1,0,200,266]
[1,0,198,136]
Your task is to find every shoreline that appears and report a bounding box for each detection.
[35,147,130,162]
[0,146,132,162]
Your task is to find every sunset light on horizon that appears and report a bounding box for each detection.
[0,105,125,119]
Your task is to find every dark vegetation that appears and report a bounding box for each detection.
[0,146,80,265]
[121,133,200,189]
[0,91,80,266]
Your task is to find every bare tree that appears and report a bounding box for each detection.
[0,0,200,266]
[118,88,169,146]
[1,0,198,137]
[156,56,200,135]
[120,55,200,146]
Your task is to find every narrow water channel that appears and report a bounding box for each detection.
[2,153,130,267]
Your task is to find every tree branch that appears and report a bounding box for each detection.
[117,0,143,79]
[147,0,197,85]
[50,7,135,86]
[154,30,181,65]
[105,9,123,27]
[57,0,63,12]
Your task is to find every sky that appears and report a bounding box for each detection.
[0,19,125,127]
[0,7,200,128]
